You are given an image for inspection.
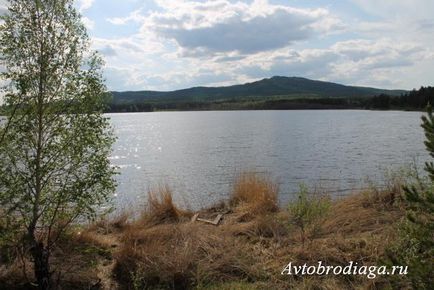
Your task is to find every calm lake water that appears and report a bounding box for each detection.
[108,110,428,209]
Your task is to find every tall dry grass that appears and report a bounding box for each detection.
[141,184,191,226]
[112,180,273,289]
[230,173,279,220]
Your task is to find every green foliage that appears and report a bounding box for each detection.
[397,86,434,109]
[386,105,434,289]
[401,106,434,288]
[287,184,330,245]
[0,0,116,287]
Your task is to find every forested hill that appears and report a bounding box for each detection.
[110,76,406,104]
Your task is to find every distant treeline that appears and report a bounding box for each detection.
[105,98,361,112]
[365,86,434,110]
[105,86,434,112]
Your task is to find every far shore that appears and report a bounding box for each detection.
[104,106,425,114]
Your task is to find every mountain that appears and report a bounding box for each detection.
[110,76,406,105]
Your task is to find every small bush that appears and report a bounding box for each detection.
[288,184,331,245]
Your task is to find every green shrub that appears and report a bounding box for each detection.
[385,105,434,289]
[288,184,331,245]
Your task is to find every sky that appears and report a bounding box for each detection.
[2,0,434,91]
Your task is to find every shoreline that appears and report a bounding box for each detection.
[0,173,412,289]
[104,107,425,114]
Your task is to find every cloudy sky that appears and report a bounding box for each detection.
[3,0,434,91]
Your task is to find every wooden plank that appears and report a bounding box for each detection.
[196,214,223,225]
[211,214,223,225]
[192,213,224,226]
[191,213,199,222]
[196,217,212,223]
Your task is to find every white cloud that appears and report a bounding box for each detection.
[352,0,434,44]
[0,0,7,16]
[82,0,434,90]
[144,0,343,55]
[232,38,430,88]
[104,66,148,91]
[351,0,434,21]
[82,16,95,30]
[92,35,164,59]
[77,0,95,13]
[107,9,144,25]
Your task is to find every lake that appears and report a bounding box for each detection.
[108,110,428,210]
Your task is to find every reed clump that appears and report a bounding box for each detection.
[230,173,279,220]
[140,185,192,226]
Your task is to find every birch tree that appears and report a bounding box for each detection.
[0,1,116,288]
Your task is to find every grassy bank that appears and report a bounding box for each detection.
[0,172,417,289]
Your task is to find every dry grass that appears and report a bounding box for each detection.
[140,185,192,226]
[109,175,406,289]
[113,222,266,289]
[88,211,131,236]
[230,173,279,221]
[0,263,33,290]
[0,174,409,289]
[322,191,404,237]
[0,230,114,290]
